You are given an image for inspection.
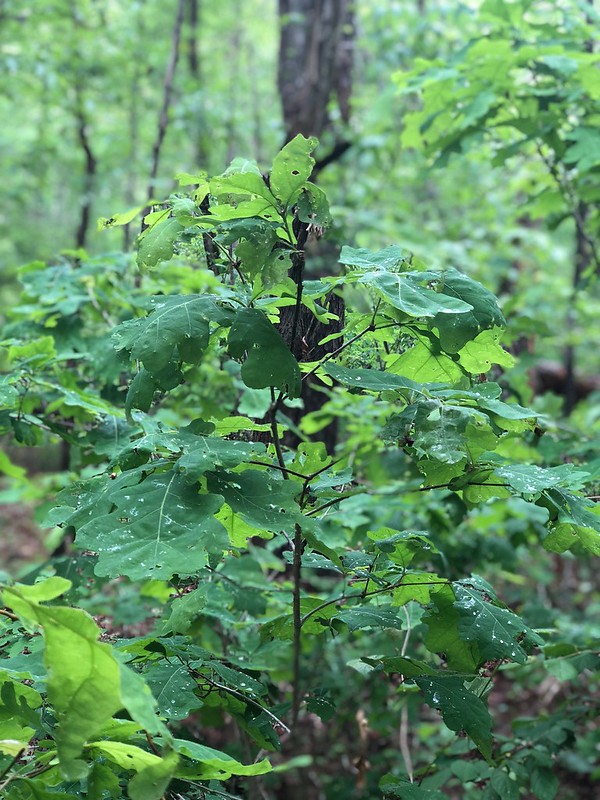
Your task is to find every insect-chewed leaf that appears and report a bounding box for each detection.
[270,134,318,207]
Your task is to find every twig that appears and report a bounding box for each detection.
[0,747,25,790]
[300,579,449,628]
[198,674,291,734]
[269,388,287,477]
[304,490,366,517]
[249,461,308,480]
[399,606,414,782]
[291,523,304,727]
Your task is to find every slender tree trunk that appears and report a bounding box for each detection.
[563,202,592,415]
[276,0,355,452]
[277,0,354,144]
[187,0,199,77]
[74,87,97,250]
[225,1,243,164]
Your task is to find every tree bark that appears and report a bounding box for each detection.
[74,88,97,250]
[276,0,355,452]
[277,0,354,143]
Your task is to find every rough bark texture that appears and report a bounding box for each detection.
[278,0,354,143]
[277,1,355,452]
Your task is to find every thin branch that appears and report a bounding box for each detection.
[0,748,25,789]
[199,674,291,734]
[300,579,450,628]
[269,387,287,477]
[302,321,399,383]
[399,606,414,781]
[304,490,366,517]
[249,460,309,480]
[291,522,304,727]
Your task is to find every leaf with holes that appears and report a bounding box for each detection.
[270,134,318,206]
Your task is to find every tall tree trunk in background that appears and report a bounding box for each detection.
[74,86,97,250]
[562,1,596,416]
[278,0,354,146]
[187,0,199,77]
[277,0,355,452]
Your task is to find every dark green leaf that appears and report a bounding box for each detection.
[228,308,301,397]
[415,676,493,760]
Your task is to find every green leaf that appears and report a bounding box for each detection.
[98,203,147,231]
[113,295,231,373]
[3,581,122,780]
[323,363,426,394]
[530,765,559,799]
[173,738,271,779]
[490,768,520,800]
[160,585,209,634]
[565,127,600,172]
[381,775,446,798]
[393,338,466,385]
[422,585,481,672]
[206,469,304,531]
[335,605,404,631]
[74,470,227,580]
[458,328,515,372]
[360,270,474,318]
[270,134,318,206]
[125,369,157,416]
[297,183,332,226]
[495,464,586,495]
[392,573,447,606]
[415,676,493,760]
[228,308,301,397]
[454,578,544,663]
[87,742,179,800]
[339,245,409,271]
[137,217,183,270]
[541,487,600,555]
[176,436,265,479]
[368,529,439,567]
[118,662,169,739]
[143,662,201,720]
[424,268,506,352]
[210,172,275,204]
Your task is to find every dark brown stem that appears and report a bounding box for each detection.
[291,522,303,726]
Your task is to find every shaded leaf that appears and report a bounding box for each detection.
[228,308,301,397]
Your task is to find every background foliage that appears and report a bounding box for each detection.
[1,1,599,799]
